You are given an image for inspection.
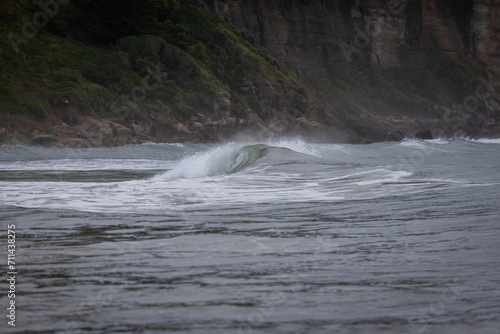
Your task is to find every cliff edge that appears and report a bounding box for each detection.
[0,0,499,147]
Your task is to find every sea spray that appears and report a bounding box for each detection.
[160,138,321,179]
[267,138,322,157]
[160,143,269,179]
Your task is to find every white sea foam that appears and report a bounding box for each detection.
[399,139,429,149]
[2,140,496,214]
[159,139,321,179]
[159,143,245,179]
[398,138,450,152]
[267,138,322,157]
[141,142,185,147]
[355,169,412,186]
[0,159,168,171]
[466,138,500,144]
[425,138,451,145]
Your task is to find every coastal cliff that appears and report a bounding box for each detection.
[0,0,499,147]
[205,0,500,141]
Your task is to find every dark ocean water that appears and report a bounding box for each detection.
[1,138,499,334]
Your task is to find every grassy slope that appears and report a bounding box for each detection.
[0,0,304,128]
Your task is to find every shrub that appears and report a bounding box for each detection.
[16,101,48,118]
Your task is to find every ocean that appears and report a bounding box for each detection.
[0,138,499,333]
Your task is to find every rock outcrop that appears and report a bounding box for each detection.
[208,0,500,72]
[200,0,500,141]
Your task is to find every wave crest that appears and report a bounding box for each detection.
[160,143,269,179]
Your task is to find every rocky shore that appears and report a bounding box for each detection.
[2,95,499,149]
[0,97,354,148]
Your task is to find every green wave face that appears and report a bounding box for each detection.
[227,144,269,174]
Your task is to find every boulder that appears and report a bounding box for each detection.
[59,102,82,126]
[192,122,205,131]
[74,118,114,146]
[0,127,7,142]
[415,129,433,140]
[388,131,405,141]
[31,135,57,147]
[108,122,133,139]
[214,87,232,118]
[150,121,192,141]
[239,79,256,95]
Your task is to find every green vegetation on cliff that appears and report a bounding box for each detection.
[0,0,304,127]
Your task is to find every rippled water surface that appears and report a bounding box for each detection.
[1,138,499,334]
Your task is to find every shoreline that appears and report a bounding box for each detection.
[1,103,499,149]
[2,120,499,150]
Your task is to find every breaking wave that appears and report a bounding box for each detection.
[159,139,322,179]
[160,143,269,179]
[466,138,500,144]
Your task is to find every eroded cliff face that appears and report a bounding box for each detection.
[210,0,352,85]
[471,1,500,72]
[209,0,500,73]
[202,0,500,141]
